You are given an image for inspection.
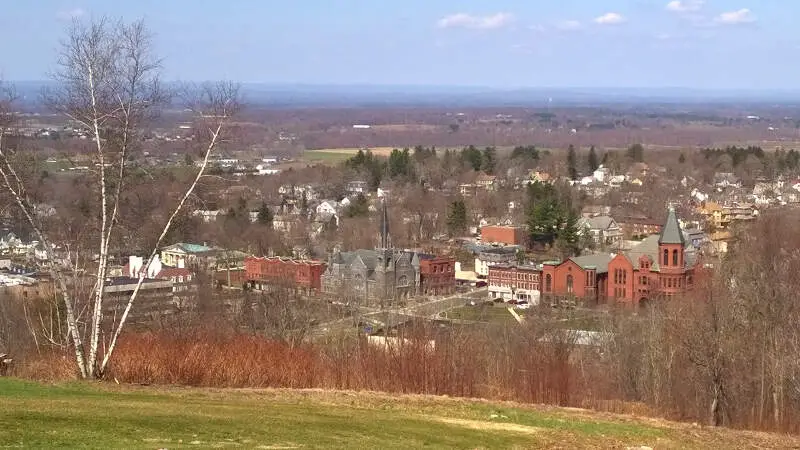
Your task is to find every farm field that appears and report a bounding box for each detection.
[2,377,798,449]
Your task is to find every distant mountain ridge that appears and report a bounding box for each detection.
[9,80,800,108]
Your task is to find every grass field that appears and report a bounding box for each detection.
[2,378,797,449]
[446,305,518,324]
[302,147,398,165]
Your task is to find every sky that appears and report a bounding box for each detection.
[0,0,796,90]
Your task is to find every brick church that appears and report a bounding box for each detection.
[539,207,698,306]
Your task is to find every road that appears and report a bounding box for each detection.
[310,287,488,337]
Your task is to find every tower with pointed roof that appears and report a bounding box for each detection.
[375,199,396,302]
[657,206,688,296]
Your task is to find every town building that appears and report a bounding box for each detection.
[160,243,219,270]
[577,215,622,247]
[488,263,541,304]
[418,254,456,296]
[475,246,518,277]
[616,215,663,238]
[541,254,612,306]
[103,276,176,324]
[321,202,420,305]
[475,173,497,191]
[480,225,527,246]
[606,207,698,307]
[245,256,327,292]
[540,207,699,307]
[346,180,368,195]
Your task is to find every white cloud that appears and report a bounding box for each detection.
[594,12,626,25]
[665,1,704,13]
[57,8,85,20]
[555,20,582,31]
[714,8,755,25]
[437,12,514,30]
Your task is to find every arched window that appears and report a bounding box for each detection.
[663,249,669,266]
[566,275,574,293]
[545,274,552,292]
[672,249,679,266]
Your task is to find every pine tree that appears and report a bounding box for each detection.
[257,201,273,226]
[481,146,497,174]
[567,145,578,180]
[446,200,468,236]
[626,143,645,162]
[679,153,686,164]
[588,145,599,172]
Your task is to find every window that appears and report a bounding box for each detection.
[566,275,574,293]
[545,274,552,292]
[623,270,627,284]
[663,249,669,266]
[672,249,679,266]
[614,269,619,284]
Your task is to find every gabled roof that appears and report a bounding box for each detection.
[658,207,685,245]
[578,215,617,231]
[162,243,215,254]
[569,254,613,274]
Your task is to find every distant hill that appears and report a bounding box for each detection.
[10,80,800,109]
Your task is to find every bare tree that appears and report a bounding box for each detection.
[0,18,241,378]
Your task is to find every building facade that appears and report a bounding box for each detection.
[488,264,541,304]
[606,207,697,307]
[321,202,420,305]
[538,207,698,307]
[245,256,327,292]
[418,255,456,296]
[475,247,518,277]
[480,225,527,246]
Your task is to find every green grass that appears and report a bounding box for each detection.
[447,305,518,324]
[1,377,795,449]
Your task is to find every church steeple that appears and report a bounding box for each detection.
[658,205,685,245]
[379,199,390,249]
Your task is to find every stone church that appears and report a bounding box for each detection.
[321,201,420,305]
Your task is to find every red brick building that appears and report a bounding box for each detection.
[418,254,456,296]
[616,215,664,238]
[540,208,698,307]
[480,225,527,246]
[541,254,611,306]
[245,256,327,292]
[487,264,541,303]
[607,207,697,306]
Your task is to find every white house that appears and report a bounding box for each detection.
[608,175,626,187]
[592,165,610,183]
[577,215,622,247]
[192,209,223,223]
[316,200,340,217]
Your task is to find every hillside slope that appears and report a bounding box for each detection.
[1,378,797,449]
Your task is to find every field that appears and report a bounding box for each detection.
[302,146,398,165]
[2,378,798,449]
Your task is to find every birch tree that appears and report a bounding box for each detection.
[0,18,241,378]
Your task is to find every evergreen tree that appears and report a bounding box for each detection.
[525,181,580,255]
[626,143,645,162]
[679,152,686,164]
[446,199,468,236]
[462,145,483,171]
[588,146,599,172]
[481,146,497,174]
[345,194,369,218]
[567,144,578,180]
[257,201,273,226]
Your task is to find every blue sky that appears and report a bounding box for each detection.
[0,1,795,89]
